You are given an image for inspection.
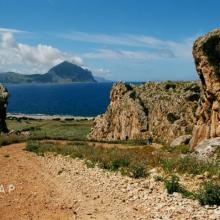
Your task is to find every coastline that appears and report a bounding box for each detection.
[7,113,94,120]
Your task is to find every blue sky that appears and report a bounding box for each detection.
[0,0,219,81]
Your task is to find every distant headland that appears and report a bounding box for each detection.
[0,61,109,83]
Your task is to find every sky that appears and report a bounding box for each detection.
[0,0,220,81]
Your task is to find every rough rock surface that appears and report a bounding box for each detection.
[195,137,220,159]
[0,84,9,133]
[191,29,220,148]
[88,81,200,143]
[170,135,192,147]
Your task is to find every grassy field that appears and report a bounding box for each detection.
[7,117,91,141]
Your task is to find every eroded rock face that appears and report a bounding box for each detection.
[0,84,9,133]
[191,29,220,148]
[87,82,149,141]
[195,137,220,159]
[88,81,199,143]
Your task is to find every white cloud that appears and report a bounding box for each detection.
[0,30,83,74]
[60,31,194,59]
[0,27,26,34]
[83,48,175,60]
[92,68,110,76]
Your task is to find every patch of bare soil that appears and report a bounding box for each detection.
[0,143,76,220]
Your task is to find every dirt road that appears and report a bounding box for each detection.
[0,143,75,220]
[0,143,219,220]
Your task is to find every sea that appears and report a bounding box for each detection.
[6,83,114,117]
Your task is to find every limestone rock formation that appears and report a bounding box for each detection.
[170,135,192,147]
[191,29,220,148]
[88,81,199,143]
[0,84,9,133]
[195,137,220,159]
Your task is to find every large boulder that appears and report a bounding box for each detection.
[170,135,192,147]
[195,137,220,159]
[0,84,9,133]
[88,81,199,143]
[191,29,220,148]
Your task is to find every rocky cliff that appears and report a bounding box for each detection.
[0,84,9,133]
[190,29,220,148]
[88,81,200,143]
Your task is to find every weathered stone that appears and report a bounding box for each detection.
[191,29,220,148]
[170,135,192,147]
[195,137,220,159]
[0,84,9,133]
[88,81,199,143]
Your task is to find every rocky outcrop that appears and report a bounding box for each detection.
[88,81,199,143]
[0,84,9,133]
[195,137,220,159]
[170,135,192,147]
[191,29,220,148]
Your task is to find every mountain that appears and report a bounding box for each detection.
[0,61,96,83]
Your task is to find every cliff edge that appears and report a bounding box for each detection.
[88,81,200,143]
[0,84,9,133]
[191,29,220,148]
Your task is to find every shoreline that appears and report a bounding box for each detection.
[7,113,95,120]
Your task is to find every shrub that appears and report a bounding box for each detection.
[164,145,192,154]
[197,181,220,206]
[160,156,219,176]
[165,82,176,90]
[165,175,181,194]
[0,134,26,147]
[129,91,136,99]
[186,93,200,102]
[130,163,148,178]
[108,158,130,171]
[25,141,40,154]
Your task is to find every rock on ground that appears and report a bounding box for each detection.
[170,135,192,147]
[195,137,220,159]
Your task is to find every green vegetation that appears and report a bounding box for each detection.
[165,175,182,194]
[0,134,26,147]
[196,181,220,206]
[130,163,148,178]
[160,156,219,176]
[165,81,176,90]
[7,118,91,141]
[129,91,136,99]
[164,175,193,198]
[26,140,150,178]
